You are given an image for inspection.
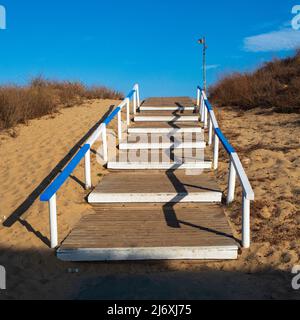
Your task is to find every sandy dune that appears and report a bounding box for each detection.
[0,101,300,300]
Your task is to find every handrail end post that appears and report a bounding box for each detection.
[242,195,251,248]
[49,195,58,249]
[126,98,130,126]
[208,119,213,146]
[133,90,137,115]
[102,125,108,163]
[213,134,219,170]
[118,111,122,142]
[227,160,237,205]
[84,148,92,190]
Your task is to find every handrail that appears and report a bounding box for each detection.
[197,85,254,248]
[40,84,140,248]
[126,89,135,99]
[104,107,121,126]
[39,144,91,249]
[215,128,236,154]
[40,144,90,202]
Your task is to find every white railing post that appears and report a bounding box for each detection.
[201,95,205,122]
[199,91,203,117]
[134,84,140,108]
[204,105,208,129]
[102,125,108,163]
[133,90,137,115]
[213,133,219,170]
[84,149,92,189]
[208,118,213,145]
[197,88,200,107]
[242,194,251,248]
[126,98,130,126]
[227,160,237,204]
[49,195,58,249]
[118,110,122,142]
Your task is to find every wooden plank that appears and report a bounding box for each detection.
[107,162,212,170]
[57,247,238,261]
[138,110,198,116]
[107,148,212,170]
[125,133,204,142]
[142,97,194,107]
[110,149,211,162]
[128,127,202,134]
[57,204,238,261]
[130,122,202,129]
[88,171,222,203]
[140,106,196,111]
[134,116,200,122]
[119,142,206,150]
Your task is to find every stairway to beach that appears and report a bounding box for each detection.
[57,96,240,261]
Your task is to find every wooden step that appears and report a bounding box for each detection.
[138,110,197,116]
[128,122,203,134]
[119,141,206,150]
[107,162,212,170]
[128,127,202,134]
[107,149,210,169]
[88,171,222,204]
[139,106,196,111]
[142,96,193,104]
[57,204,238,261]
[134,116,200,122]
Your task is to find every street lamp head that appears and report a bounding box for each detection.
[198,38,205,44]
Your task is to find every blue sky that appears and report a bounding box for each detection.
[0,0,299,97]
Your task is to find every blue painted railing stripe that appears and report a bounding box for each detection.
[104,107,121,126]
[215,128,235,154]
[205,100,213,111]
[126,89,135,99]
[40,144,90,202]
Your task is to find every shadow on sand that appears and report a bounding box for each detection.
[0,247,299,300]
[2,105,115,246]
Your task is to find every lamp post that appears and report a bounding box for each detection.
[198,37,207,92]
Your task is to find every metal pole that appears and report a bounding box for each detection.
[203,37,207,93]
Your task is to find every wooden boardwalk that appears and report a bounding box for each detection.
[58,204,237,261]
[57,96,239,261]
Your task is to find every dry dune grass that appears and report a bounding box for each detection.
[210,51,300,113]
[0,77,123,131]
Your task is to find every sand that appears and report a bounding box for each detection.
[0,101,300,300]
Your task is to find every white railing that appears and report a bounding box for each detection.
[85,83,140,188]
[197,86,254,248]
[40,83,253,250]
[40,84,140,248]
